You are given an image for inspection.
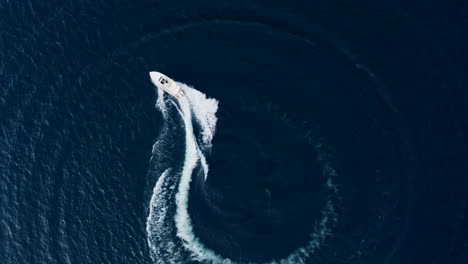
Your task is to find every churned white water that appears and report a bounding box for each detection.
[146,82,338,264]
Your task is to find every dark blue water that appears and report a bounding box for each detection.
[1,0,467,263]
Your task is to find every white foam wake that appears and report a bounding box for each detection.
[174,92,229,263]
[182,86,218,147]
[147,83,229,263]
[147,82,338,264]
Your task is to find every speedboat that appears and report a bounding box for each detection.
[149,71,184,99]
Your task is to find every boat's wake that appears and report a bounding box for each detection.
[146,83,338,264]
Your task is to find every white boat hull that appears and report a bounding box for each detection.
[149,71,184,99]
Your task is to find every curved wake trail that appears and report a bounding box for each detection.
[146,83,338,264]
[174,96,227,263]
[147,84,227,263]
